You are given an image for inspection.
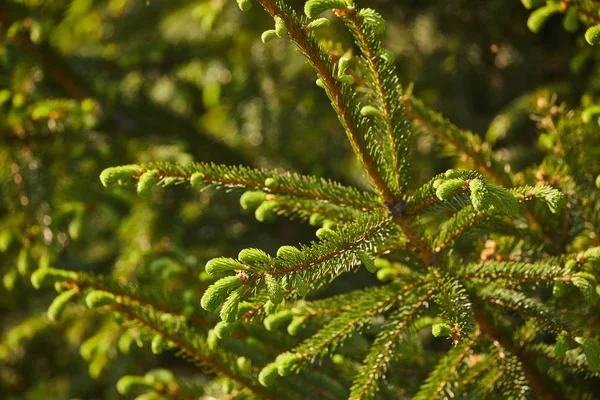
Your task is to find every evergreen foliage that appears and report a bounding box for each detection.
[2,0,600,399]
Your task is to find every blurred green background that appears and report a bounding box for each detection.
[1,0,598,398]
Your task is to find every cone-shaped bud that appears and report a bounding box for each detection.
[200,276,242,311]
[275,16,287,37]
[205,257,245,275]
[190,172,204,187]
[31,267,77,289]
[207,329,219,349]
[238,248,270,265]
[322,219,336,229]
[287,316,307,336]
[304,0,346,18]
[307,17,330,30]
[240,191,266,211]
[214,321,237,338]
[359,8,386,34]
[116,376,154,395]
[100,165,139,187]
[264,177,277,188]
[144,369,175,385]
[258,362,280,387]
[309,213,325,226]
[376,267,396,282]
[527,4,561,33]
[338,55,350,76]
[469,179,489,212]
[360,105,382,117]
[276,352,298,376]
[316,227,337,241]
[86,290,116,308]
[137,171,156,197]
[220,288,243,322]
[261,29,278,43]
[585,25,600,46]
[582,106,600,124]
[236,0,252,12]
[338,74,355,85]
[118,331,135,355]
[48,287,79,321]
[277,245,302,259]
[151,335,166,354]
[255,200,277,222]
[265,274,283,304]
[264,310,293,331]
[435,178,466,200]
[432,323,452,337]
[237,356,250,370]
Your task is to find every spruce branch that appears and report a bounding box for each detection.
[336,7,411,195]
[277,277,431,371]
[413,334,479,400]
[477,288,578,339]
[348,289,434,400]
[486,341,531,399]
[473,304,563,400]
[202,210,396,312]
[253,0,396,201]
[118,304,276,400]
[458,259,581,285]
[526,343,600,377]
[431,270,475,340]
[101,162,380,211]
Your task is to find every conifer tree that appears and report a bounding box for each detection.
[3,0,600,399]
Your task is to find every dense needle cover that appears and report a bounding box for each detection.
[2,0,600,399]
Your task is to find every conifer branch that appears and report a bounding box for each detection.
[118,305,274,400]
[102,162,380,211]
[477,288,577,339]
[486,341,531,399]
[459,259,576,283]
[253,0,395,201]
[349,289,434,400]
[203,211,395,312]
[337,8,410,195]
[286,277,430,367]
[526,343,600,377]
[413,334,479,400]
[433,206,491,252]
[473,305,563,400]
